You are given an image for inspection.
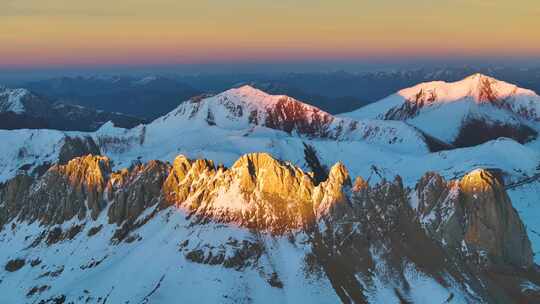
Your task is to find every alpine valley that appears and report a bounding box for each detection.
[1,74,540,303]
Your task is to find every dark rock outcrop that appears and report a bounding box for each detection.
[58,136,101,165]
[314,170,538,304]
[453,118,537,148]
[107,160,170,224]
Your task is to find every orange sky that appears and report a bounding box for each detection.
[1,0,539,68]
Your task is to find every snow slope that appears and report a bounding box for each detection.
[0,129,74,181]
[508,180,540,264]
[0,209,341,303]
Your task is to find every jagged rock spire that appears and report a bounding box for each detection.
[415,169,533,268]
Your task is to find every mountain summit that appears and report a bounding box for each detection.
[396,73,540,107]
[141,85,430,150]
[342,74,540,147]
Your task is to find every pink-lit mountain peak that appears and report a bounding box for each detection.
[398,73,539,105]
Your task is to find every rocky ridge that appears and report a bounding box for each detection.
[0,153,538,303]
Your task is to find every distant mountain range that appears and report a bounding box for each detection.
[22,66,540,120]
[0,87,143,131]
[24,76,202,120]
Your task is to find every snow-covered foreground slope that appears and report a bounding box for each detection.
[341,74,540,147]
[0,210,341,303]
[0,207,479,304]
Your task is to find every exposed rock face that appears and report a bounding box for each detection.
[310,174,489,304]
[2,154,533,263]
[384,88,437,120]
[415,169,533,268]
[107,160,170,224]
[1,153,351,234]
[263,96,336,137]
[415,172,465,248]
[0,155,111,225]
[460,169,533,268]
[162,153,351,233]
[314,172,540,304]
[0,174,34,227]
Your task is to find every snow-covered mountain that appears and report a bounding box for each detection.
[341,74,540,147]
[147,85,430,145]
[1,83,540,303]
[91,86,436,173]
[0,86,144,131]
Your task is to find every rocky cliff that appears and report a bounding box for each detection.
[415,169,533,268]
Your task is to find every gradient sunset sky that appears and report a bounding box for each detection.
[1,0,539,69]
